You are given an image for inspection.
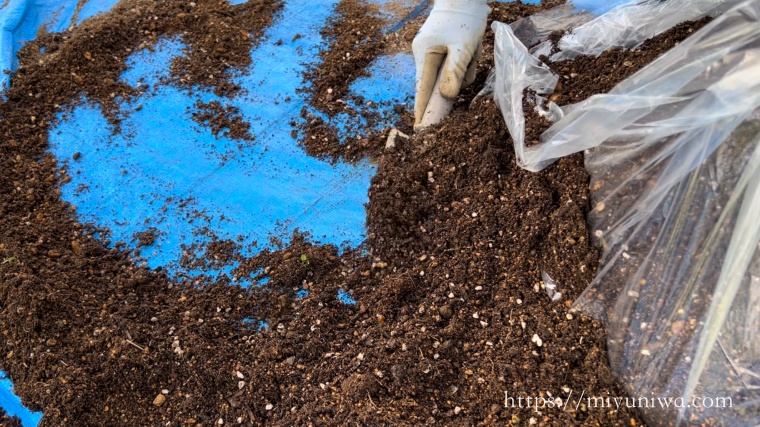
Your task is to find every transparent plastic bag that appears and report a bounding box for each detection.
[484,1,621,158]
[484,21,559,165]
[527,0,760,171]
[511,0,649,53]
[579,115,760,427]
[487,0,736,172]
[548,0,739,61]
[510,3,595,50]
[557,2,760,425]
[579,116,760,427]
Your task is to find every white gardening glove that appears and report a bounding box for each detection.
[412,0,491,128]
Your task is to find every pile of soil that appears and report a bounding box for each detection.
[0,0,712,426]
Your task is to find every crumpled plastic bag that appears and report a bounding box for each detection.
[486,0,740,172]
[484,21,560,170]
[553,2,760,425]
[542,0,739,61]
[511,0,651,52]
[510,3,595,51]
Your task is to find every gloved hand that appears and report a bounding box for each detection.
[412,0,491,128]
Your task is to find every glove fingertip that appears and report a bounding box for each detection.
[439,73,461,100]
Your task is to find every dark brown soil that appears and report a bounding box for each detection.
[0,409,23,427]
[0,0,712,426]
[545,18,712,105]
[297,107,391,164]
[132,228,157,247]
[296,0,394,164]
[167,1,283,97]
[543,30,565,56]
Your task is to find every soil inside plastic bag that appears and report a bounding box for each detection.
[0,0,712,425]
[522,17,713,146]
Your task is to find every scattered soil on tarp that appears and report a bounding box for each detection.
[303,0,387,117]
[192,100,255,142]
[0,0,712,426]
[133,228,158,248]
[296,0,394,164]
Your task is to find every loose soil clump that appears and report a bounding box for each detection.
[0,409,23,427]
[192,100,255,142]
[0,1,713,426]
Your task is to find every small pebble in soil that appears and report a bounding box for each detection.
[532,334,543,347]
[438,305,452,318]
[153,394,166,406]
